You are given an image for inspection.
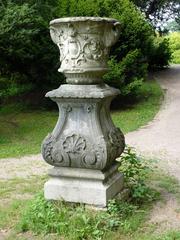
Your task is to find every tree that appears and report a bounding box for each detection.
[166,20,180,32]
[132,0,180,32]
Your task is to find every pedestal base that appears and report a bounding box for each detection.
[44,164,124,207]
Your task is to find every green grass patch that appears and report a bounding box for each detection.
[112,80,163,133]
[0,175,47,199]
[0,80,163,158]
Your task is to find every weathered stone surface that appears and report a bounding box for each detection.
[42,85,125,170]
[49,17,121,84]
[45,164,124,207]
[42,17,125,207]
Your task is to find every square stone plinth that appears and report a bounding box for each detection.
[44,164,124,207]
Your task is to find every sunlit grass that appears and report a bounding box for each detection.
[0,80,163,158]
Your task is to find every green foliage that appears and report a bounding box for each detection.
[132,0,180,32]
[0,75,33,99]
[0,0,64,101]
[168,32,180,51]
[18,192,147,239]
[168,32,180,64]
[119,146,158,203]
[104,51,146,98]
[171,49,180,64]
[57,0,154,100]
[0,0,171,104]
[147,37,171,69]
[17,147,157,239]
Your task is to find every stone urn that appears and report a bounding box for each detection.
[42,17,125,207]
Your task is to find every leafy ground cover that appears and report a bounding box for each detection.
[0,149,180,240]
[0,80,163,158]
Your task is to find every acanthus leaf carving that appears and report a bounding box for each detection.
[109,127,125,155]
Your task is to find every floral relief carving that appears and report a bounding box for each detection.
[51,146,70,167]
[83,39,104,61]
[63,134,86,153]
[42,132,107,169]
[50,23,110,71]
[42,134,71,167]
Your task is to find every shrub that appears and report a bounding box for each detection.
[104,50,146,98]
[168,32,180,64]
[171,49,180,64]
[147,37,171,69]
[119,146,158,203]
[0,1,64,101]
[0,0,171,105]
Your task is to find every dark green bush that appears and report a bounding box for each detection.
[104,50,147,99]
[0,0,171,105]
[0,1,64,101]
[147,37,172,69]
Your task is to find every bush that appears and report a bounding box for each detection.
[0,0,171,105]
[147,37,171,69]
[0,1,64,102]
[119,146,158,203]
[168,32,180,64]
[104,50,146,98]
[171,49,180,64]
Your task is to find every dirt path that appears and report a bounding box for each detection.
[126,64,180,180]
[0,154,48,180]
[126,65,180,232]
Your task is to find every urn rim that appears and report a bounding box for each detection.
[50,16,119,25]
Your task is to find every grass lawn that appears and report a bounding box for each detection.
[1,170,180,240]
[0,80,163,158]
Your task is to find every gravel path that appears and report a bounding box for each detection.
[126,65,180,232]
[0,154,48,180]
[126,64,180,180]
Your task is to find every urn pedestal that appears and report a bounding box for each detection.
[42,17,125,207]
